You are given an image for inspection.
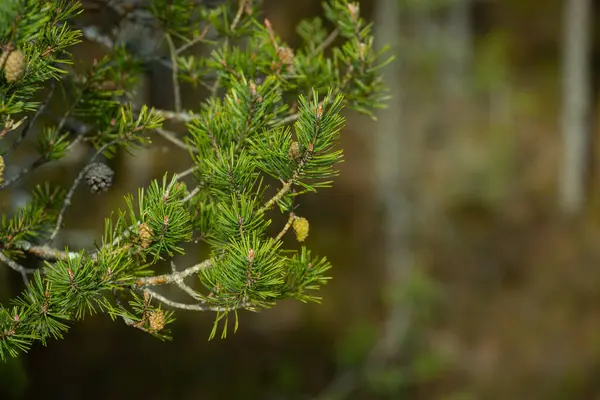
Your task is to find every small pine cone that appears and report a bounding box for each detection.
[148,309,166,331]
[3,49,26,82]
[85,162,114,193]
[292,216,309,242]
[0,155,4,186]
[138,222,153,249]
[277,47,294,65]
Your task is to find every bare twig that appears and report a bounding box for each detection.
[48,140,119,243]
[152,108,199,123]
[15,241,77,262]
[170,261,203,300]
[274,212,295,242]
[155,127,197,153]
[0,157,46,190]
[4,81,56,157]
[144,288,244,312]
[182,185,201,203]
[136,259,212,286]
[176,24,210,55]
[258,178,294,214]
[275,112,299,126]
[165,34,182,113]
[0,252,33,286]
[175,165,199,181]
[314,28,339,56]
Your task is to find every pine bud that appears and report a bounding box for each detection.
[288,141,301,162]
[348,3,359,22]
[85,162,114,193]
[3,49,26,82]
[138,222,154,249]
[0,155,4,186]
[292,216,309,242]
[148,309,166,331]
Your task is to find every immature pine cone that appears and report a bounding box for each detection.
[138,222,154,249]
[148,309,166,332]
[85,162,114,193]
[3,49,26,82]
[292,216,310,242]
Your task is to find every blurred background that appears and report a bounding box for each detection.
[3,0,600,398]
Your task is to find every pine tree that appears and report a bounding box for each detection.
[0,0,391,360]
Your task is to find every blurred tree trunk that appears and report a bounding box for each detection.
[367,0,412,372]
[442,0,473,99]
[560,0,592,215]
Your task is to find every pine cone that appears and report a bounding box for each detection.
[138,222,154,249]
[292,216,310,242]
[3,49,25,83]
[148,309,166,332]
[85,162,114,193]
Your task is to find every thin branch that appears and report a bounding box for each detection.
[145,288,244,312]
[0,252,33,286]
[182,185,201,203]
[170,261,202,300]
[275,212,295,242]
[176,24,210,55]
[4,81,56,157]
[165,34,182,113]
[15,241,77,262]
[258,178,294,214]
[314,28,339,56]
[155,127,198,153]
[0,157,46,190]
[175,165,199,181]
[48,140,119,243]
[152,108,199,123]
[136,259,212,286]
[275,112,299,126]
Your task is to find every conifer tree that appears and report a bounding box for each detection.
[0,0,391,360]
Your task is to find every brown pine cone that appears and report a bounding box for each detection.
[85,162,114,193]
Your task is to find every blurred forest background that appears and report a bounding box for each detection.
[3,0,600,398]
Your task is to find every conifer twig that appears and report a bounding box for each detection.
[136,259,212,286]
[175,165,199,181]
[165,34,182,113]
[170,261,203,300]
[14,242,76,262]
[48,140,119,243]
[155,127,197,153]
[275,212,295,242]
[176,24,210,55]
[314,28,339,55]
[4,81,56,157]
[144,288,244,312]
[0,252,33,286]
[182,185,201,203]
[152,108,199,123]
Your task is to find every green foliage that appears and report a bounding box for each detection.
[0,0,390,360]
[0,0,82,116]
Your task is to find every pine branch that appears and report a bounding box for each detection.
[144,288,248,312]
[136,259,212,286]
